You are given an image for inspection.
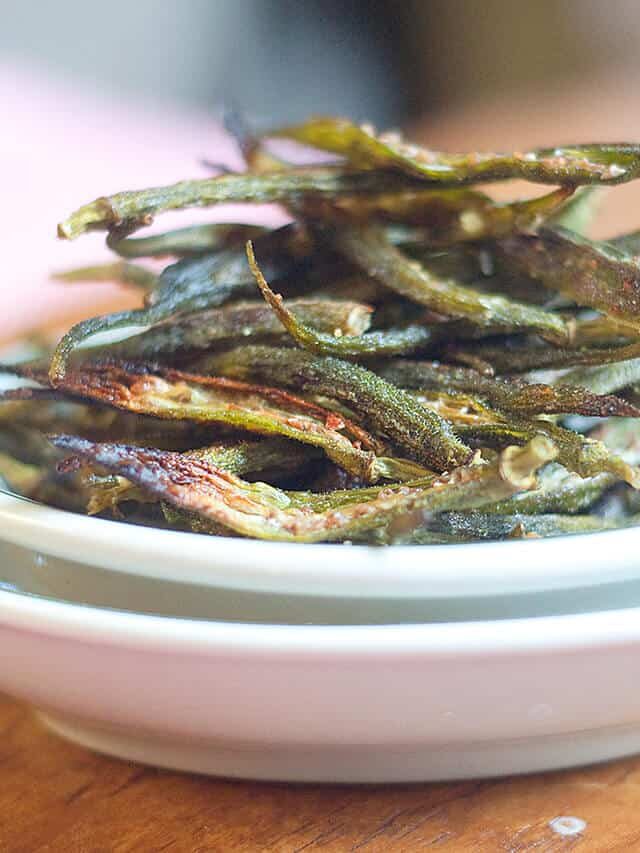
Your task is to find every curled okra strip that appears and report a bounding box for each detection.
[377,359,640,417]
[247,242,436,358]
[107,222,268,259]
[202,345,473,471]
[58,168,420,240]
[269,117,640,186]
[50,435,556,542]
[494,226,640,329]
[332,225,569,342]
[23,362,431,483]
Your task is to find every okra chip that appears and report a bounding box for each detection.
[483,466,615,515]
[494,226,640,329]
[247,242,435,358]
[269,117,640,186]
[49,226,311,383]
[102,298,373,361]
[27,363,427,483]
[302,185,573,243]
[107,222,268,259]
[57,167,419,240]
[377,360,640,417]
[203,345,473,471]
[83,437,321,515]
[457,418,640,488]
[332,225,570,342]
[50,435,556,543]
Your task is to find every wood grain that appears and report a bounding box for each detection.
[1,694,639,852]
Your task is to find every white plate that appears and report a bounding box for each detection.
[5,538,640,624]
[0,490,639,601]
[3,587,640,782]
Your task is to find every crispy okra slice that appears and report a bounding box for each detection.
[493,226,640,329]
[48,226,312,383]
[103,298,372,361]
[246,242,436,358]
[331,225,569,342]
[27,363,429,483]
[50,435,556,542]
[482,466,615,515]
[202,345,473,471]
[107,222,268,259]
[457,418,640,487]
[84,437,322,515]
[377,359,640,417]
[57,167,419,239]
[268,117,640,185]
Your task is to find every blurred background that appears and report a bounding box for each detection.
[4,0,640,336]
[4,0,640,126]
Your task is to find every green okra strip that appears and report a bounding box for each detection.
[84,437,321,515]
[377,359,640,417]
[409,511,625,543]
[104,298,373,361]
[150,223,311,308]
[269,117,640,186]
[57,167,419,240]
[332,224,570,342]
[481,466,615,515]
[50,435,556,542]
[90,444,435,518]
[49,227,311,383]
[561,357,640,396]
[457,417,640,487]
[246,242,436,358]
[445,336,640,374]
[202,345,473,471]
[494,226,640,328]
[107,222,268,259]
[53,261,158,291]
[29,363,429,483]
[302,185,573,243]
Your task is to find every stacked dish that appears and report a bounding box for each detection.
[4,116,640,781]
[1,497,640,782]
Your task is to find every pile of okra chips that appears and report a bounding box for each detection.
[3,116,640,544]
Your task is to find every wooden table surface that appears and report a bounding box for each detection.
[2,694,640,852]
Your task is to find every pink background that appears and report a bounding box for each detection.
[2,64,286,340]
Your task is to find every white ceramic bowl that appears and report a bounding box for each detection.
[3,586,640,782]
[1,490,640,622]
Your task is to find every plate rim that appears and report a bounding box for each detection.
[2,580,640,657]
[0,490,638,598]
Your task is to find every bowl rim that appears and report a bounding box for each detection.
[2,582,640,656]
[0,488,638,599]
